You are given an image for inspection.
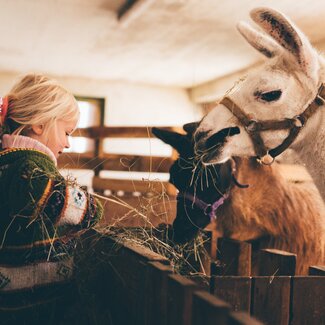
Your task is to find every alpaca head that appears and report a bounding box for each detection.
[195,7,322,165]
[152,124,233,243]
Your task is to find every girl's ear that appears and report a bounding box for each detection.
[30,124,44,136]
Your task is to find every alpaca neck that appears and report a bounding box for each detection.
[292,109,325,200]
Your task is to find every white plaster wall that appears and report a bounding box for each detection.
[0,71,202,126]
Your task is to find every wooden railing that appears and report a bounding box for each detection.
[209,237,325,325]
[58,126,181,226]
[75,232,262,325]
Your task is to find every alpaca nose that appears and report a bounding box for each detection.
[206,127,240,149]
[194,130,209,144]
[194,130,209,154]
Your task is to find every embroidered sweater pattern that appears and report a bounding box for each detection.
[0,148,103,265]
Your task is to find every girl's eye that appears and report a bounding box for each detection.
[256,90,282,102]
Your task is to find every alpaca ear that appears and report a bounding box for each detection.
[183,121,199,137]
[250,7,319,77]
[151,127,190,154]
[237,21,282,58]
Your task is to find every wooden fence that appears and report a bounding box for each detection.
[57,126,324,324]
[58,126,179,227]
[75,232,262,325]
[210,237,325,325]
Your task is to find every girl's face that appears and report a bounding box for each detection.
[30,118,78,159]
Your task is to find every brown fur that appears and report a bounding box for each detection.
[217,158,325,275]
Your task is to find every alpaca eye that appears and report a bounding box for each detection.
[259,90,282,102]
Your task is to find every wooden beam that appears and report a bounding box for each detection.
[192,291,230,325]
[258,249,296,276]
[212,276,251,313]
[291,276,325,324]
[58,153,173,173]
[145,262,173,325]
[72,126,181,139]
[167,274,198,325]
[93,176,176,195]
[215,238,252,276]
[252,277,291,325]
[309,265,325,276]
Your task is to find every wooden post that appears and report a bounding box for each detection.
[228,311,263,325]
[167,274,198,325]
[291,276,325,325]
[212,276,251,313]
[191,291,230,325]
[251,276,291,325]
[95,236,169,325]
[216,238,252,276]
[186,275,210,291]
[258,248,296,276]
[309,265,325,276]
[144,261,173,325]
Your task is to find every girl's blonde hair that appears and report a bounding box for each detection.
[1,74,79,136]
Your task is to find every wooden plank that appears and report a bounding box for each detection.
[72,126,181,139]
[99,195,177,227]
[252,276,291,325]
[167,274,198,325]
[144,262,173,325]
[191,290,230,325]
[59,153,173,172]
[91,236,169,325]
[93,176,176,195]
[291,276,325,325]
[216,238,252,276]
[58,153,101,170]
[186,275,210,291]
[258,249,296,276]
[309,265,325,276]
[102,154,173,172]
[212,276,251,313]
[228,311,263,325]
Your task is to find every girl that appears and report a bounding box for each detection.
[0,74,103,323]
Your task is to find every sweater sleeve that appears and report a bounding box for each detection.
[9,159,103,229]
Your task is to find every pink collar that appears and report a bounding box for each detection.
[177,192,229,221]
[1,134,57,165]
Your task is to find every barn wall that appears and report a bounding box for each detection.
[0,71,202,126]
[0,71,202,186]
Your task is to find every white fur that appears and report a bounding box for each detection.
[195,7,325,201]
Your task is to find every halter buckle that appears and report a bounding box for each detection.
[258,153,274,165]
[245,120,258,133]
[292,116,304,128]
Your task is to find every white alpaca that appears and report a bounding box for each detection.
[195,7,325,201]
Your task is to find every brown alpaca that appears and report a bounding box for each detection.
[217,158,325,275]
[152,127,325,275]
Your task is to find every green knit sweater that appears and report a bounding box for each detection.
[0,148,103,265]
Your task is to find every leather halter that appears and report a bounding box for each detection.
[220,84,325,165]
